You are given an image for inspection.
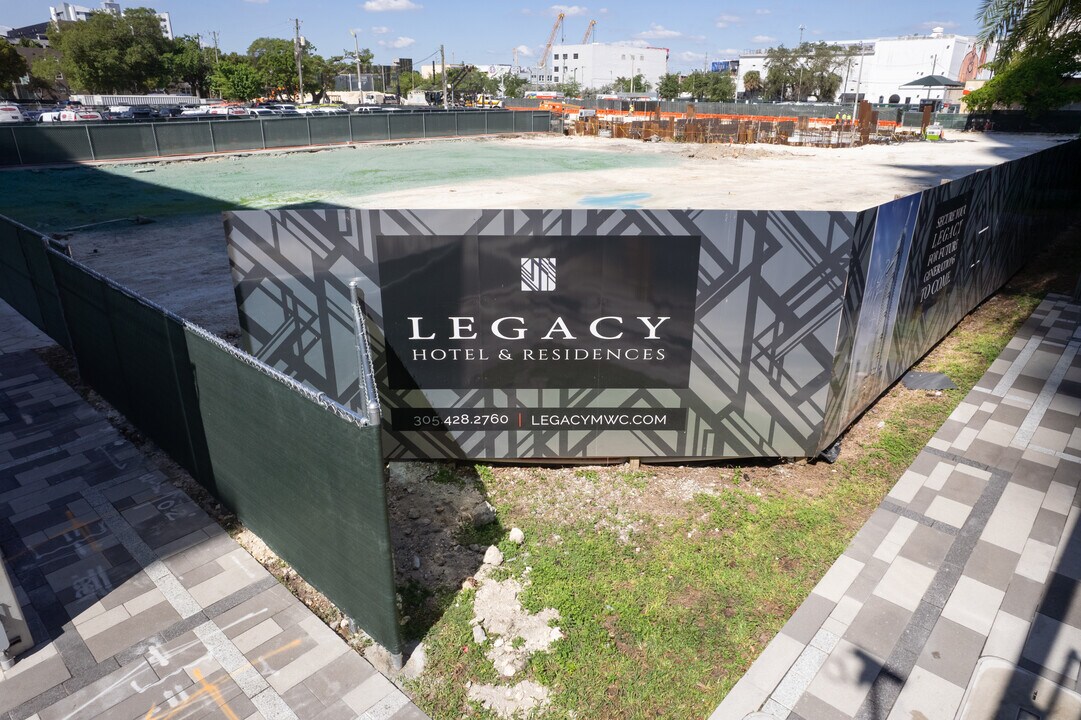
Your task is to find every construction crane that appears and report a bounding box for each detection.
[538,12,564,68]
[582,19,596,44]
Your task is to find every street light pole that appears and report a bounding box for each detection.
[797,23,805,102]
[350,30,362,94]
[851,41,864,124]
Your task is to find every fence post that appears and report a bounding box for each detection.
[455,112,459,136]
[260,118,266,149]
[348,115,354,144]
[151,123,161,158]
[485,111,488,135]
[209,121,217,153]
[306,116,312,146]
[422,113,426,139]
[386,113,392,140]
[85,125,96,161]
[11,128,23,166]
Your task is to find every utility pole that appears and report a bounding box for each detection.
[210,30,220,63]
[293,18,304,103]
[441,44,448,109]
[350,30,362,93]
[796,23,805,102]
[851,41,864,125]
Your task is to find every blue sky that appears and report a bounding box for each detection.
[3,1,986,72]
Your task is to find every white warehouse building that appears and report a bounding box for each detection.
[525,42,669,91]
[736,28,993,105]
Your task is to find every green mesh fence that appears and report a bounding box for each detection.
[155,122,215,156]
[210,120,265,152]
[423,113,456,137]
[0,111,550,166]
[458,112,487,135]
[30,238,402,654]
[89,124,158,160]
[0,127,21,166]
[12,125,95,164]
[184,325,400,653]
[350,114,390,141]
[389,114,424,139]
[263,117,312,148]
[487,111,514,133]
[0,217,70,347]
[308,116,352,145]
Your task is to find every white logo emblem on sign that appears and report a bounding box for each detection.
[521,258,556,291]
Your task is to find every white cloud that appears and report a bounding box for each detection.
[371,25,389,33]
[638,24,681,39]
[363,0,421,11]
[515,44,534,57]
[551,4,588,16]
[679,51,706,63]
[715,14,740,28]
[716,47,740,57]
[921,20,959,29]
[754,8,770,14]
[751,34,776,43]
[378,35,415,48]
[599,7,608,14]
[612,39,649,48]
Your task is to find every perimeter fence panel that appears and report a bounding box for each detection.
[10,234,403,655]
[12,125,95,164]
[210,119,265,152]
[512,111,534,132]
[486,111,514,133]
[88,124,158,160]
[0,127,21,166]
[423,112,455,137]
[0,217,70,347]
[154,121,215,156]
[457,112,487,135]
[262,117,311,148]
[349,114,390,141]
[389,113,424,139]
[308,115,351,145]
[182,326,402,654]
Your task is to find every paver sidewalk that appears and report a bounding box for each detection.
[0,300,429,720]
[713,293,1081,720]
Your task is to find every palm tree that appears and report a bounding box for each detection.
[978,0,1081,59]
[742,70,762,98]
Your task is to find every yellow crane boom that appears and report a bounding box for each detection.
[582,19,596,43]
[539,12,565,68]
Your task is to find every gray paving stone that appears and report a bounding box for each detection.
[779,592,835,645]
[282,681,327,716]
[915,617,985,689]
[1000,573,1049,622]
[302,649,377,704]
[1011,458,1059,493]
[961,540,1020,591]
[213,586,296,640]
[0,653,70,715]
[844,595,911,661]
[897,522,952,570]
[83,600,182,662]
[1030,507,1069,547]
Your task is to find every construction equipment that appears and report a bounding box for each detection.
[539,13,565,68]
[582,19,596,44]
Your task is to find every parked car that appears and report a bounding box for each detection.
[156,105,183,117]
[0,104,26,122]
[245,107,278,117]
[41,109,104,122]
[179,106,210,117]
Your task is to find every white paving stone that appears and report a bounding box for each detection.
[925,462,954,491]
[810,555,864,603]
[925,496,973,529]
[983,611,1030,662]
[804,639,879,717]
[873,556,936,612]
[941,576,1004,636]
[1042,481,1076,515]
[888,470,926,504]
[886,665,965,720]
[981,482,1045,553]
[1016,538,1057,584]
[873,516,918,564]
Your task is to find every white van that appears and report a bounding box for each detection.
[0,104,26,123]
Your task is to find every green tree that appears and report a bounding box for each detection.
[558,79,582,98]
[0,42,28,96]
[501,74,528,98]
[681,70,709,100]
[308,53,350,103]
[612,73,651,93]
[978,0,1081,61]
[657,72,681,100]
[702,71,736,101]
[964,34,1081,113]
[742,70,762,98]
[49,6,171,92]
[248,37,299,99]
[164,34,213,97]
[209,57,262,100]
[764,42,849,101]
